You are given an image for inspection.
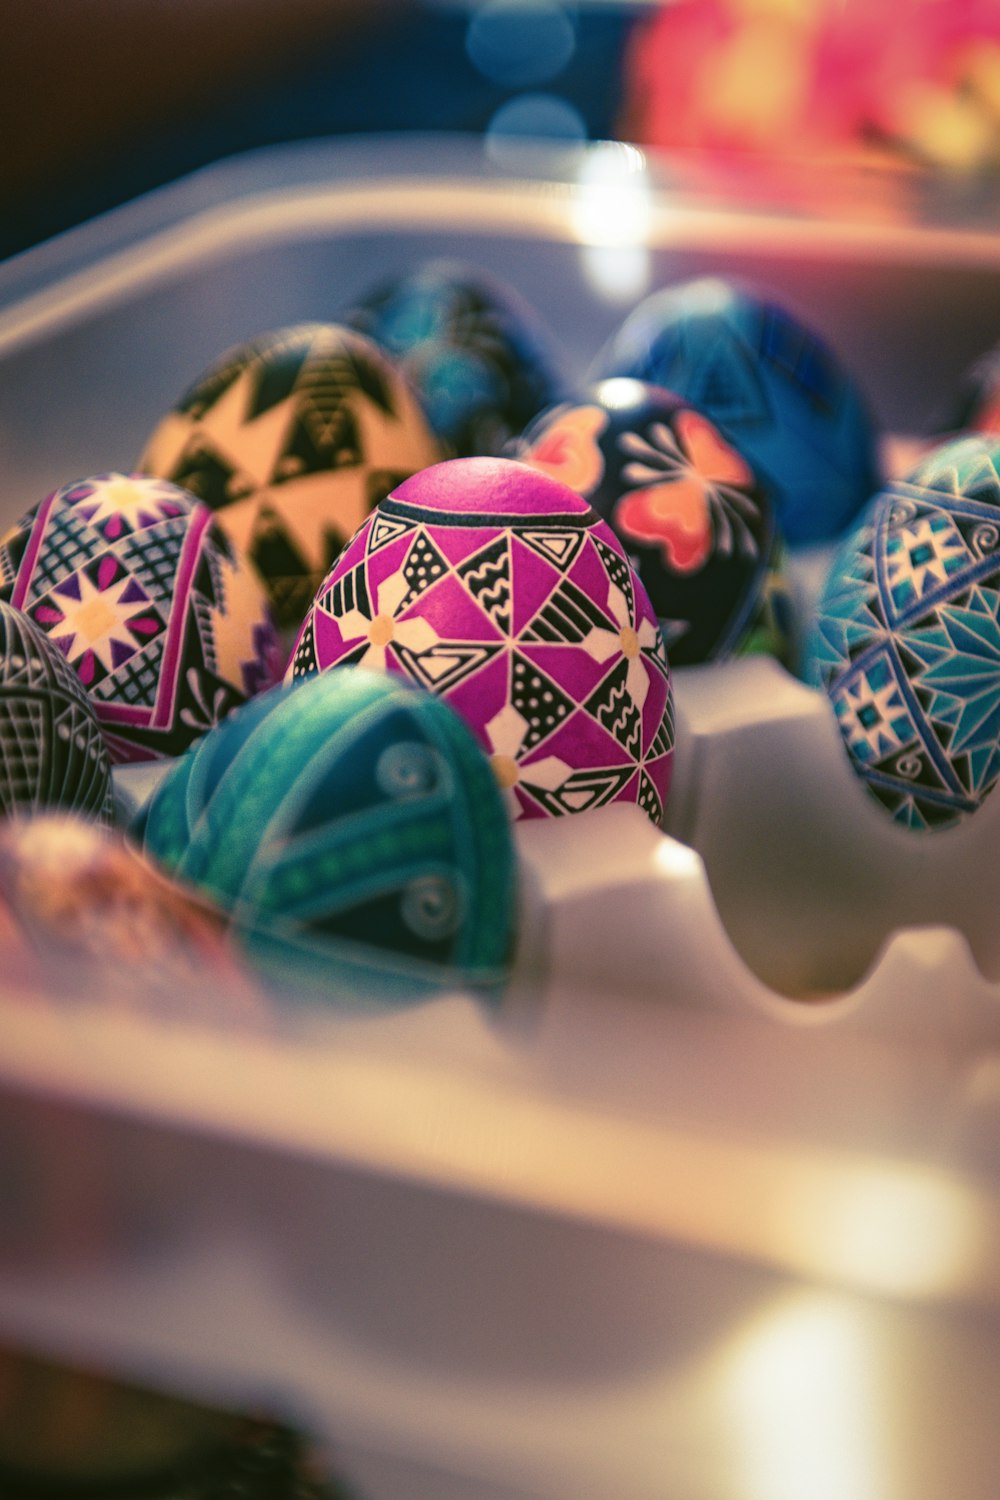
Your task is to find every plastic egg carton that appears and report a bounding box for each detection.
[3,136,1000,1499]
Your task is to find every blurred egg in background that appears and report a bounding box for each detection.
[344,260,569,460]
[952,339,1000,435]
[594,277,882,546]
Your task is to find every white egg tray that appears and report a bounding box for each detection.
[3,135,1000,1499]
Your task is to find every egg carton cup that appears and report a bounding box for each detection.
[3,136,1000,1499]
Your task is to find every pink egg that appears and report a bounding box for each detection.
[287,457,675,823]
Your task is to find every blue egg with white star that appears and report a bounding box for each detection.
[802,435,1000,831]
[594,277,882,545]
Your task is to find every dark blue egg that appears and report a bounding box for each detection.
[345,259,568,459]
[594,277,882,546]
[515,378,789,666]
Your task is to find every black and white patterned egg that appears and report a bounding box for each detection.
[0,600,114,823]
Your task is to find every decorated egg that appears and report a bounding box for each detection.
[803,435,1000,831]
[345,259,567,459]
[139,668,518,1007]
[0,813,262,1018]
[138,322,441,628]
[0,473,283,763]
[514,377,790,665]
[288,457,675,824]
[594,277,882,545]
[0,601,114,822]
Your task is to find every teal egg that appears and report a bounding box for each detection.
[138,667,518,1008]
[803,435,1000,832]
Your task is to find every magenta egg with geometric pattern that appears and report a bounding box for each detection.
[287,457,675,822]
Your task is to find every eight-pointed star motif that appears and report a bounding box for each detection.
[36,562,161,684]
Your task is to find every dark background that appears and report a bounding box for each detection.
[0,0,638,263]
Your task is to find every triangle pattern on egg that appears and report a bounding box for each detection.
[518,528,588,572]
[457,537,512,636]
[367,513,413,555]
[393,639,504,693]
[520,761,636,817]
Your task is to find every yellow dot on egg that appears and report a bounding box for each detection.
[75,596,117,643]
[491,754,520,789]
[619,626,640,658]
[368,615,395,647]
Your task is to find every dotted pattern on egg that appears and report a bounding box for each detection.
[288,459,675,824]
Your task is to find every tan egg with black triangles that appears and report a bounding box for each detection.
[138,322,442,630]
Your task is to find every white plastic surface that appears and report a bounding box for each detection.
[2,136,1000,1498]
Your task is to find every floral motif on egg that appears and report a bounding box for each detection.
[806,436,1000,831]
[612,407,758,574]
[289,459,674,824]
[517,382,784,666]
[0,474,283,763]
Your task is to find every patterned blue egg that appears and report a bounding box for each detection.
[345,259,568,459]
[803,435,1000,832]
[594,277,882,545]
[0,601,114,822]
[138,667,518,1007]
